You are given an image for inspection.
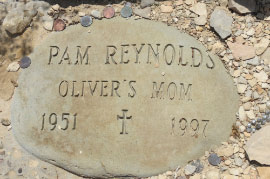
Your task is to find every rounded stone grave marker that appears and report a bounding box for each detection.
[11,18,238,177]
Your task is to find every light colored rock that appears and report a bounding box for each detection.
[223,174,239,179]
[246,28,255,36]
[190,3,207,16]
[206,169,220,179]
[246,110,255,119]
[219,0,228,7]
[91,10,102,19]
[227,42,255,60]
[2,5,37,34]
[25,1,50,17]
[257,167,270,179]
[185,0,197,5]
[255,38,269,55]
[0,3,7,23]
[229,168,241,176]
[237,84,247,93]
[141,0,155,8]
[42,15,54,31]
[78,12,85,17]
[261,48,270,65]
[245,125,270,165]
[184,164,196,175]
[234,157,243,167]
[11,18,239,177]
[225,160,231,165]
[134,7,151,19]
[238,106,247,121]
[190,174,200,179]
[246,56,259,66]
[228,0,256,14]
[210,8,233,39]
[160,5,173,13]
[51,4,60,11]
[217,145,234,157]
[253,71,268,83]
[7,62,20,72]
[194,15,207,26]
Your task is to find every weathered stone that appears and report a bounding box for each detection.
[2,5,37,34]
[228,0,256,14]
[184,164,196,175]
[141,0,155,8]
[255,38,269,56]
[227,42,255,60]
[194,15,207,26]
[7,62,20,72]
[253,71,268,83]
[160,5,173,13]
[261,48,270,65]
[245,125,270,165]
[206,169,220,179]
[91,10,102,19]
[190,3,207,16]
[134,7,151,19]
[11,18,238,177]
[257,167,270,179]
[210,8,233,39]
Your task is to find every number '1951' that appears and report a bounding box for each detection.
[41,113,77,131]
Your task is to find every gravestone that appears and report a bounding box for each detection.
[11,18,239,177]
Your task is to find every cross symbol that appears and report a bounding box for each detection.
[117,109,132,134]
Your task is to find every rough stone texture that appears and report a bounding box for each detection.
[2,5,37,35]
[194,15,207,26]
[228,0,256,14]
[255,38,269,56]
[11,18,238,177]
[227,42,255,60]
[134,7,151,19]
[257,167,270,179]
[245,125,270,165]
[190,3,207,16]
[261,48,270,65]
[210,8,233,39]
[141,0,155,8]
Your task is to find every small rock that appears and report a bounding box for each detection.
[7,62,20,72]
[239,106,247,121]
[190,174,200,179]
[223,174,239,179]
[206,169,220,179]
[208,153,221,166]
[253,71,268,83]
[194,15,207,26]
[217,145,234,157]
[51,4,60,11]
[219,0,228,7]
[246,56,260,66]
[261,48,270,65]
[141,0,155,8]
[210,8,233,39]
[191,160,204,173]
[228,0,256,14]
[42,15,54,31]
[225,160,231,166]
[160,5,173,13]
[184,164,196,175]
[2,6,37,34]
[0,141,3,149]
[255,38,269,55]
[239,125,245,133]
[1,118,10,126]
[190,3,207,16]
[246,28,255,36]
[237,84,247,94]
[229,168,240,176]
[234,157,243,167]
[78,12,86,17]
[91,10,102,19]
[185,0,196,5]
[257,167,270,179]
[134,7,151,19]
[245,125,270,165]
[227,42,255,60]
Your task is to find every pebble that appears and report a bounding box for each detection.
[91,10,102,19]
[7,62,20,72]
[210,8,233,39]
[134,7,151,19]
[184,164,196,175]
[261,48,270,65]
[160,5,173,13]
[225,160,231,166]
[42,15,54,31]
[255,38,269,55]
[229,168,241,176]
[190,3,207,16]
[194,15,207,26]
[140,0,155,8]
[253,71,268,83]
[51,4,60,11]
[237,84,247,93]
[206,169,220,179]
[234,157,243,167]
[227,42,255,60]
[208,153,221,166]
[0,149,5,155]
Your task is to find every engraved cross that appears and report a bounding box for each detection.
[117,109,132,134]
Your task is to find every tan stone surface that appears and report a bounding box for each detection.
[257,167,270,179]
[11,18,238,177]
